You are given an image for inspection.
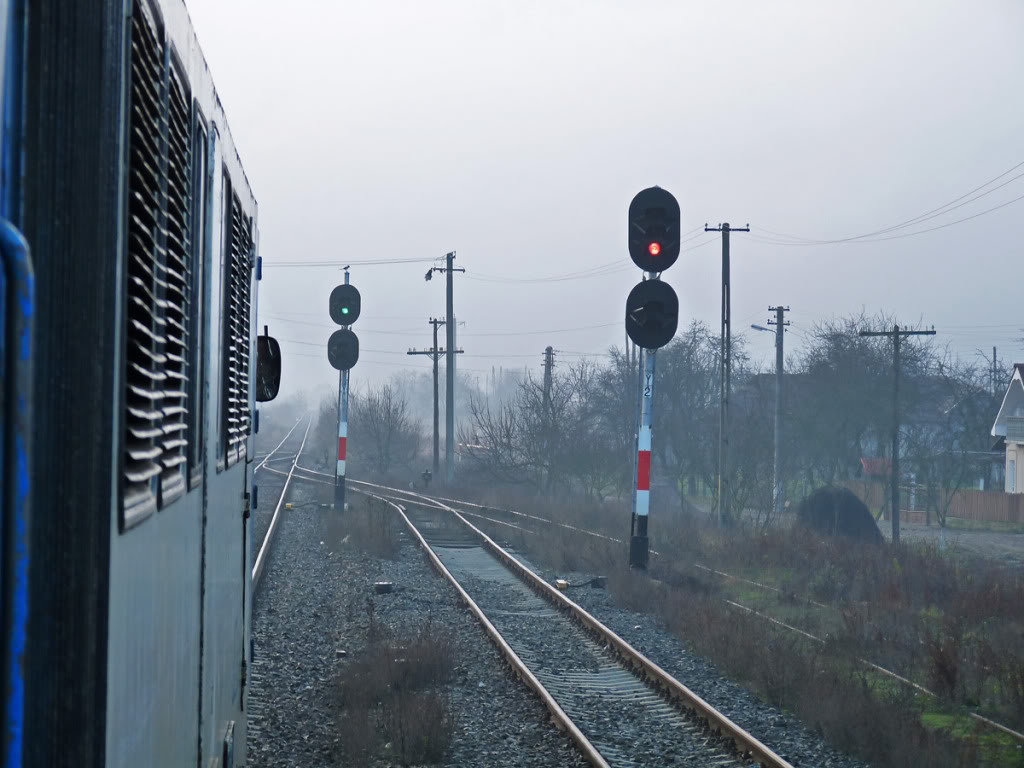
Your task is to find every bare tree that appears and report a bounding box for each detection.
[904,355,1001,526]
[352,384,424,476]
[464,359,620,497]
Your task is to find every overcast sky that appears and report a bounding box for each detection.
[186,0,1024,403]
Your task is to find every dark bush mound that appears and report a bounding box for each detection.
[796,486,883,545]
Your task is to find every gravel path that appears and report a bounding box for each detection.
[508,549,869,768]
[880,520,1024,565]
[247,490,586,768]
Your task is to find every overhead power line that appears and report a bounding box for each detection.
[269,314,622,337]
[263,256,439,268]
[753,158,1024,245]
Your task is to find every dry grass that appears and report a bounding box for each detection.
[325,494,402,560]
[335,616,456,765]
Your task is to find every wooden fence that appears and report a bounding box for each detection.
[949,489,1023,524]
[844,480,1023,524]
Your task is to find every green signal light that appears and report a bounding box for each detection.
[342,307,350,314]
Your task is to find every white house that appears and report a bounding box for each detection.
[991,363,1024,493]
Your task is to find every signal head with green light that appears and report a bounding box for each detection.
[329,284,361,325]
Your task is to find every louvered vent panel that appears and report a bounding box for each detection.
[226,196,252,462]
[159,62,192,502]
[123,1,166,516]
[236,209,253,451]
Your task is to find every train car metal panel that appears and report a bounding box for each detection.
[105,0,260,765]
[11,0,262,762]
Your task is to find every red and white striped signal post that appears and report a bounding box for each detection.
[328,268,361,511]
[631,351,656,567]
[625,187,681,570]
[336,370,349,509]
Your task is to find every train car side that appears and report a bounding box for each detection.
[15,1,263,765]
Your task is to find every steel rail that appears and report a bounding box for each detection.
[357,490,612,768]
[354,485,793,768]
[254,415,304,474]
[252,415,312,587]
[353,479,1024,746]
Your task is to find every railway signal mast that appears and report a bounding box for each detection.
[328,270,361,511]
[626,187,680,570]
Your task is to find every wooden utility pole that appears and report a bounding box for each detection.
[859,324,936,546]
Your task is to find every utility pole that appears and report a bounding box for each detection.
[993,346,998,397]
[542,346,555,489]
[859,324,936,546]
[432,319,443,475]
[425,252,465,485]
[705,221,749,526]
[767,306,790,520]
[408,318,461,476]
[542,346,554,411]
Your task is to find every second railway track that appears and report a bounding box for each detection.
[353,486,793,768]
[252,415,313,587]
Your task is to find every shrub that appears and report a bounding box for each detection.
[334,617,456,765]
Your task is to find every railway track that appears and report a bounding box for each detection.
[340,478,1024,749]
[252,415,313,588]
[253,416,304,474]
[351,484,794,768]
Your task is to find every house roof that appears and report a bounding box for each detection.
[991,364,1024,437]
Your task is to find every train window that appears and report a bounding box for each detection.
[186,113,209,489]
[219,179,254,469]
[121,0,166,527]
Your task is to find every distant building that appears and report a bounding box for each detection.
[990,363,1024,493]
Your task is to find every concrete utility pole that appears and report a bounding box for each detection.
[542,346,554,412]
[542,346,555,488]
[859,324,936,546]
[993,346,998,397]
[705,221,749,526]
[408,318,461,477]
[768,306,790,519]
[425,252,465,485]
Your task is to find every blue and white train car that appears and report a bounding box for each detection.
[0,0,280,765]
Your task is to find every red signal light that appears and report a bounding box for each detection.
[648,242,661,256]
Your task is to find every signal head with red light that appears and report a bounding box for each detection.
[628,186,680,272]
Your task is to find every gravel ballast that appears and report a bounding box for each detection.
[247,488,586,768]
